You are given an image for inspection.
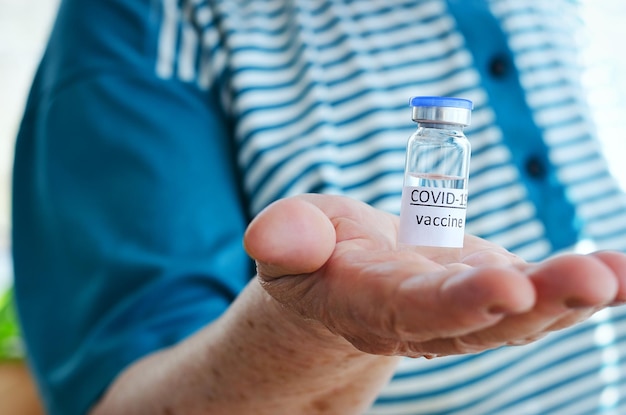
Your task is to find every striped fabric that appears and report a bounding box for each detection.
[156,0,626,413]
[491,1,626,254]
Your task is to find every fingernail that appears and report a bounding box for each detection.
[487,305,507,315]
[565,298,591,309]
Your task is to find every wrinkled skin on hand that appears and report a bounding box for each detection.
[244,194,626,359]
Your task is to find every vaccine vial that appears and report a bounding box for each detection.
[398,96,472,259]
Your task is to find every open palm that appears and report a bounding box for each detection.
[244,194,626,358]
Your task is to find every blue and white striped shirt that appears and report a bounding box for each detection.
[159,1,626,413]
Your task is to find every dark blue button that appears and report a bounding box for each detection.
[488,54,509,78]
[525,155,547,179]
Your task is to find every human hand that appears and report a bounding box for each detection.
[243,194,626,358]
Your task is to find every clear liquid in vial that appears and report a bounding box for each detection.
[405,172,466,190]
[398,172,467,263]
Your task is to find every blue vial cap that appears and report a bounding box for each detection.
[409,96,473,110]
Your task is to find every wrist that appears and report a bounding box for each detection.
[205,278,398,413]
[246,277,363,357]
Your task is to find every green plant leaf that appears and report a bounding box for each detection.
[0,288,24,360]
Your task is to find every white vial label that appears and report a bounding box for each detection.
[398,186,467,248]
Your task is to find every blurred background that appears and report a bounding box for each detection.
[1,0,59,296]
[0,2,59,411]
[0,0,626,343]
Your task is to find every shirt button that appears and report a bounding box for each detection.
[488,54,509,78]
[525,155,547,179]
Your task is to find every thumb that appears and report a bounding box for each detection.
[243,197,337,279]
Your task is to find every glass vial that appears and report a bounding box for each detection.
[398,96,472,256]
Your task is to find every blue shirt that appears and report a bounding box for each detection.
[12,0,626,414]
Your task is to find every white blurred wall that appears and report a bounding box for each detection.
[0,0,59,291]
[580,0,626,190]
[0,0,60,243]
